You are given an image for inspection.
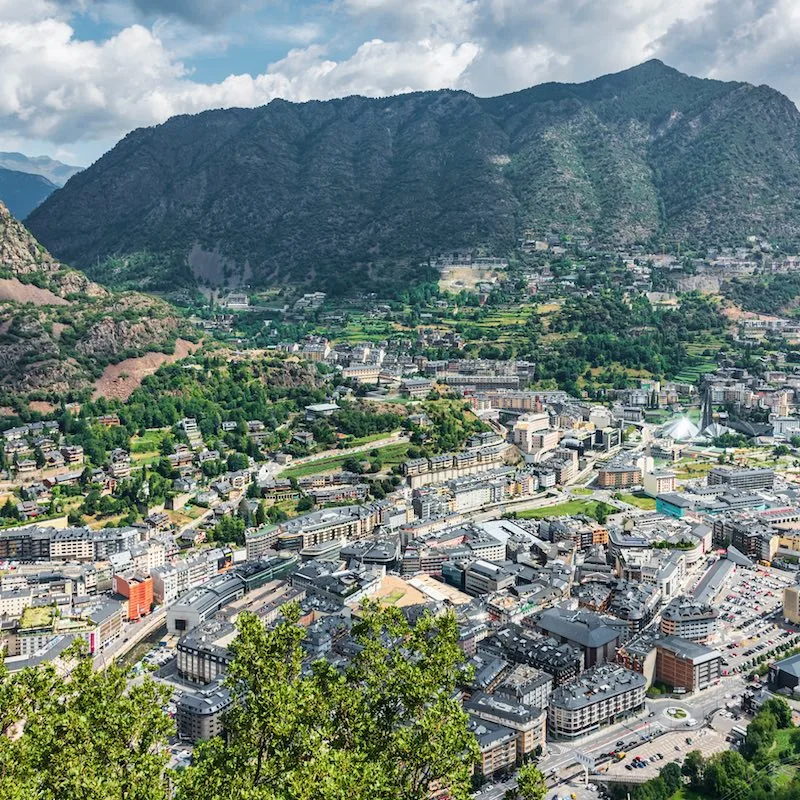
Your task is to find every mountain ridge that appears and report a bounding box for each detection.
[26,60,800,294]
[0,152,83,186]
[0,167,58,220]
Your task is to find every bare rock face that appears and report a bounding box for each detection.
[76,314,180,358]
[0,200,192,394]
[0,201,57,276]
[0,201,109,298]
[56,270,109,298]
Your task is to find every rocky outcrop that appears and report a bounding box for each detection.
[76,314,180,358]
[0,201,109,300]
[0,200,193,394]
[0,201,57,276]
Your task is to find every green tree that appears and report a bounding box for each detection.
[743,709,778,760]
[179,602,479,800]
[227,452,249,472]
[516,763,547,800]
[660,761,682,795]
[762,697,793,729]
[682,750,704,789]
[0,641,173,799]
[0,499,19,520]
[296,495,314,512]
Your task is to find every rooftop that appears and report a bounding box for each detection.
[550,664,646,711]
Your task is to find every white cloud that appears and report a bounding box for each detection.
[341,0,479,40]
[262,22,323,46]
[650,0,800,103]
[0,14,478,152]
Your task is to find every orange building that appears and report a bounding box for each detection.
[112,573,154,622]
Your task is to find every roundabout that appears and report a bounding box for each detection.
[665,707,688,720]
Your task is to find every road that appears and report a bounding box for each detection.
[93,605,169,670]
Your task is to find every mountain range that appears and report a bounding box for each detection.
[0,168,58,220]
[0,201,189,395]
[26,60,800,295]
[0,153,83,220]
[0,152,83,186]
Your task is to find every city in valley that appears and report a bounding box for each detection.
[5,240,800,798]
[7,15,800,797]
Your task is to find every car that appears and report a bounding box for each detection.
[625,765,633,771]
[616,740,624,748]
[648,712,656,717]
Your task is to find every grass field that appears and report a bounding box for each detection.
[674,459,717,480]
[20,606,54,629]
[669,790,706,800]
[516,499,615,520]
[130,428,171,464]
[617,492,657,510]
[279,442,411,479]
[674,338,724,383]
[320,316,407,344]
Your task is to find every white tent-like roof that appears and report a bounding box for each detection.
[660,416,700,441]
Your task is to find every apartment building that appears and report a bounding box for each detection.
[707,467,775,491]
[176,619,236,684]
[660,598,718,643]
[494,663,553,711]
[465,692,546,757]
[477,624,583,687]
[783,584,800,624]
[271,503,387,552]
[548,664,646,739]
[655,637,723,692]
[597,463,642,489]
[533,608,628,668]
[468,716,518,777]
[177,682,233,742]
[112,573,154,622]
[464,560,517,596]
[643,470,676,498]
[511,413,552,452]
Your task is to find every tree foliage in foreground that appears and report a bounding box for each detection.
[1,603,479,800]
[179,603,479,800]
[0,642,173,800]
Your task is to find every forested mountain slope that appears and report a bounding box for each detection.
[27,60,800,294]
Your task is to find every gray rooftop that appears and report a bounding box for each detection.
[550,664,646,711]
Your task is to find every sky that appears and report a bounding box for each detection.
[1,0,799,167]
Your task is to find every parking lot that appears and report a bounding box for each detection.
[602,727,727,781]
[714,565,799,673]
